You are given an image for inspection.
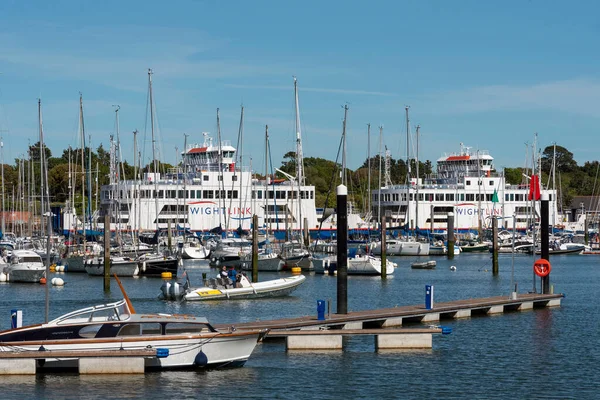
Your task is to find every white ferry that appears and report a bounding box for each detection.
[373,144,559,232]
[98,133,338,236]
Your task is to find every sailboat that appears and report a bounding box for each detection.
[135,69,180,277]
[277,77,313,271]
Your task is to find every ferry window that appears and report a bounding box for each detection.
[311,190,314,199]
[190,190,195,199]
[489,181,494,186]
[549,194,552,201]
[257,190,263,199]
[435,194,444,201]
[232,190,238,199]
[170,190,177,198]
[165,323,211,335]
[196,190,202,199]
[505,194,509,201]
[276,191,285,199]
[218,176,223,181]
[466,180,471,186]
[268,191,274,199]
[466,194,475,201]
[510,194,514,201]
[178,190,185,198]
[418,194,423,201]
[203,175,209,181]
[486,194,492,201]
[120,190,124,198]
[158,190,164,198]
[203,190,213,199]
[459,194,465,201]
[232,175,238,182]
[373,194,378,201]
[409,194,413,202]
[446,194,454,201]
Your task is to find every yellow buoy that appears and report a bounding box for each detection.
[161,272,173,279]
[49,265,56,272]
[291,267,302,274]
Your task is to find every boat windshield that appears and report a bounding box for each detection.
[52,299,132,325]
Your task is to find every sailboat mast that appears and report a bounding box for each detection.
[79,94,87,248]
[294,77,304,187]
[378,125,383,225]
[238,106,244,229]
[405,106,411,232]
[38,100,45,237]
[367,123,371,226]
[415,125,420,232]
[133,130,138,235]
[148,69,160,231]
[38,98,51,323]
[183,133,189,231]
[216,108,227,232]
[265,125,269,233]
[1,137,4,235]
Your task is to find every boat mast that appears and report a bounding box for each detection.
[38,98,51,323]
[293,77,304,234]
[265,125,269,234]
[216,108,227,232]
[477,150,483,240]
[341,105,348,187]
[367,123,371,231]
[378,125,383,225]
[79,94,87,250]
[183,133,189,231]
[148,69,160,232]
[237,106,244,229]
[405,106,411,233]
[415,124,420,233]
[1,137,4,235]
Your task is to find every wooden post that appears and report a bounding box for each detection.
[381,215,387,277]
[541,193,550,294]
[430,205,434,236]
[167,219,172,252]
[447,212,454,260]
[103,213,111,292]
[492,217,498,275]
[303,217,309,248]
[252,214,258,283]
[336,185,348,314]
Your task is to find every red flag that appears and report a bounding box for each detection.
[528,175,541,201]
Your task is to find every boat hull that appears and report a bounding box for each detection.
[184,275,306,301]
[85,259,139,276]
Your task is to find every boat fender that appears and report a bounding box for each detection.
[450,266,456,271]
[0,272,7,282]
[194,350,208,367]
[51,277,65,286]
[142,261,146,272]
[440,326,452,335]
[156,348,169,358]
[211,257,217,263]
[133,266,140,276]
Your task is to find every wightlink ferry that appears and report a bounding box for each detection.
[373,144,560,233]
[97,133,364,236]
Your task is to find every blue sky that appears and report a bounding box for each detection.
[0,0,599,174]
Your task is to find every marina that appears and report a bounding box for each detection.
[0,251,590,398]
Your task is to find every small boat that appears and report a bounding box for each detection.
[85,256,139,276]
[161,274,306,301]
[137,252,180,277]
[0,276,265,370]
[411,260,437,269]
[459,242,489,253]
[314,253,396,275]
[2,250,46,283]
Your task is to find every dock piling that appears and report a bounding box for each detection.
[381,215,387,277]
[103,213,110,292]
[492,217,498,275]
[447,212,455,259]
[336,184,348,314]
[541,193,550,294]
[252,214,258,283]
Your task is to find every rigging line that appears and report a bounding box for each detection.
[313,132,345,247]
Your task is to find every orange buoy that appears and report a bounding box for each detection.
[40,277,47,284]
[533,259,551,277]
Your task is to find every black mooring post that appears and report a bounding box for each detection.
[541,193,550,294]
[447,212,455,260]
[336,185,348,314]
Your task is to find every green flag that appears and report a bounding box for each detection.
[492,189,499,203]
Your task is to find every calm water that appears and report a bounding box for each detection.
[0,253,598,399]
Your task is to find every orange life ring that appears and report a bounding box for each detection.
[533,259,551,277]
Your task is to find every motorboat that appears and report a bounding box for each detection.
[161,273,306,301]
[137,252,180,277]
[240,249,282,272]
[369,238,430,256]
[84,256,139,276]
[411,260,437,269]
[3,250,46,283]
[459,242,489,253]
[0,277,266,370]
[314,249,396,275]
[180,235,210,260]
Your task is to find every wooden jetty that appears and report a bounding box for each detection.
[218,293,563,350]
